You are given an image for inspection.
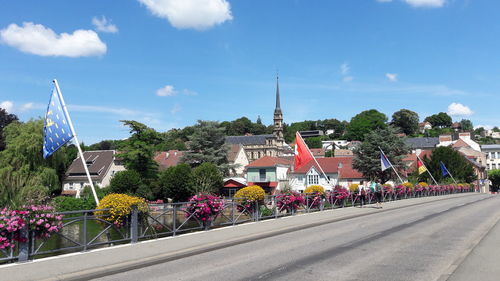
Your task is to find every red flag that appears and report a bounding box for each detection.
[294,132,314,171]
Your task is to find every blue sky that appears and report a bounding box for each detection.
[1,0,499,144]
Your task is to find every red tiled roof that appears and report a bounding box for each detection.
[246,156,293,168]
[452,138,470,149]
[293,157,364,179]
[310,148,325,156]
[154,150,184,170]
[227,144,243,162]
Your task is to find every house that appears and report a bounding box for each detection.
[322,140,349,151]
[418,122,432,133]
[482,144,500,170]
[222,177,247,197]
[245,156,293,194]
[334,149,354,157]
[310,148,326,158]
[405,137,439,151]
[299,130,324,138]
[62,150,126,196]
[154,150,184,170]
[227,144,249,176]
[401,150,433,176]
[290,157,366,192]
[451,122,462,131]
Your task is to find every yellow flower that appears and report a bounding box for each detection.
[234,185,265,203]
[349,184,359,192]
[95,193,148,226]
[304,185,325,195]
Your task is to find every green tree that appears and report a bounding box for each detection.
[305,136,322,149]
[158,164,195,202]
[0,107,18,151]
[109,170,143,194]
[192,162,223,193]
[181,120,229,172]
[460,119,473,132]
[489,169,500,190]
[345,109,388,141]
[0,119,73,208]
[118,120,159,181]
[424,112,452,128]
[391,109,419,136]
[421,146,475,183]
[493,127,500,133]
[352,126,409,183]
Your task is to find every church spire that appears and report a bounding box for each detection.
[275,74,281,112]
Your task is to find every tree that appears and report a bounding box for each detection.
[473,127,485,136]
[158,164,195,202]
[305,136,322,149]
[345,109,388,141]
[460,119,473,132]
[489,169,500,190]
[421,146,475,183]
[391,109,419,136]
[493,127,500,133]
[352,126,409,183]
[181,120,229,172]
[192,162,223,193]
[0,108,18,151]
[424,112,452,128]
[0,119,73,207]
[109,170,143,194]
[118,120,159,181]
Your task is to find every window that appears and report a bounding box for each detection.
[69,182,74,190]
[307,175,319,185]
[259,169,266,181]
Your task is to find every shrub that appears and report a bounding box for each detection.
[109,170,143,195]
[192,163,223,194]
[331,186,350,200]
[158,164,195,202]
[53,196,95,212]
[304,185,325,195]
[276,191,304,213]
[348,184,359,192]
[95,194,148,227]
[234,185,265,214]
[185,193,224,224]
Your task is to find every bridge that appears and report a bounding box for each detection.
[2,193,499,281]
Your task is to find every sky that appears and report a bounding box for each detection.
[1,0,499,144]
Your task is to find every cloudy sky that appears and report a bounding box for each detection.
[1,0,499,143]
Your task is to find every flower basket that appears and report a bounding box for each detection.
[276,192,304,213]
[185,193,224,228]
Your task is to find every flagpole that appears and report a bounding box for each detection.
[53,79,100,205]
[441,161,458,184]
[416,154,438,185]
[298,132,334,186]
[379,147,404,184]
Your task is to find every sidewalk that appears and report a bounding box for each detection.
[0,193,482,281]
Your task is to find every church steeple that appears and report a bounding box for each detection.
[273,75,284,146]
[275,75,281,112]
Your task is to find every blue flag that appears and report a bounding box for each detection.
[43,87,74,158]
[440,161,450,177]
[380,151,392,171]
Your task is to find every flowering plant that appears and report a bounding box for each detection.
[234,185,265,214]
[383,184,394,195]
[95,194,148,227]
[185,193,224,223]
[276,191,304,213]
[304,185,325,209]
[395,185,406,196]
[0,205,63,249]
[332,186,350,200]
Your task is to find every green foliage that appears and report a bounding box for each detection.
[421,146,476,183]
[283,119,347,143]
[118,120,159,181]
[158,164,195,202]
[0,107,18,151]
[424,127,454,137]
[345,109,388,141]
[109,170,143,194]
[460,119,473,132]
[192,162,223,194]
[53,196,95,212]
[493,126,500,133]
[86,140,126,151]
[489,169,500,189]
[181,120,229,172]
[352,126,409,183]
[424,112,452,128]
[220,116,271,136]
[391,109,419,136]
[0,119,74,208]
[81,186,111,206]
[304,136,323,149]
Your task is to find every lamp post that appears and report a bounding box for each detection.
[337,161,343,187]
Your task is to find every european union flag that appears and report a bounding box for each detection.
[440,161,450,177]
[43,87,74,158]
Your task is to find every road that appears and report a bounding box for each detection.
[94,194,500,281]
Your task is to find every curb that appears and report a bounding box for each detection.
[34,193,481,281]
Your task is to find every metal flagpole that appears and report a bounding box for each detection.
[442,162,458,184]
[379,147,405,184]
[298,133,334,186]
[53,79,100,205]
[416,154,438,185]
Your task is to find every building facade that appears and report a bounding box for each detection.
[482,144,500,170]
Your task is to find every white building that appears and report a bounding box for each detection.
[62,150,126,196]
[482,144,500,170]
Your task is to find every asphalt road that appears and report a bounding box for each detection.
[94,194,500,281]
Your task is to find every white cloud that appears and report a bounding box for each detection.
[0,22,107,57]
[343,76,354,82]
[0,101,13,113]
[340,63,350,75]
[386,73,398,82]
[138,0,233,30]
[170,103,181,114]
[156,85,177,96]
[92,16,118,33]
[447,102,473,117]
[403,0,446,8]
[20,102,34,112]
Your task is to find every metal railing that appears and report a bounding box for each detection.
[0,187,474,263]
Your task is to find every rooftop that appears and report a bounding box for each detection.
[225,134,274,145]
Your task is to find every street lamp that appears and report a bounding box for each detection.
[337,161,343,187]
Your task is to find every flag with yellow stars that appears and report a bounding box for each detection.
[43,87,74,158]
